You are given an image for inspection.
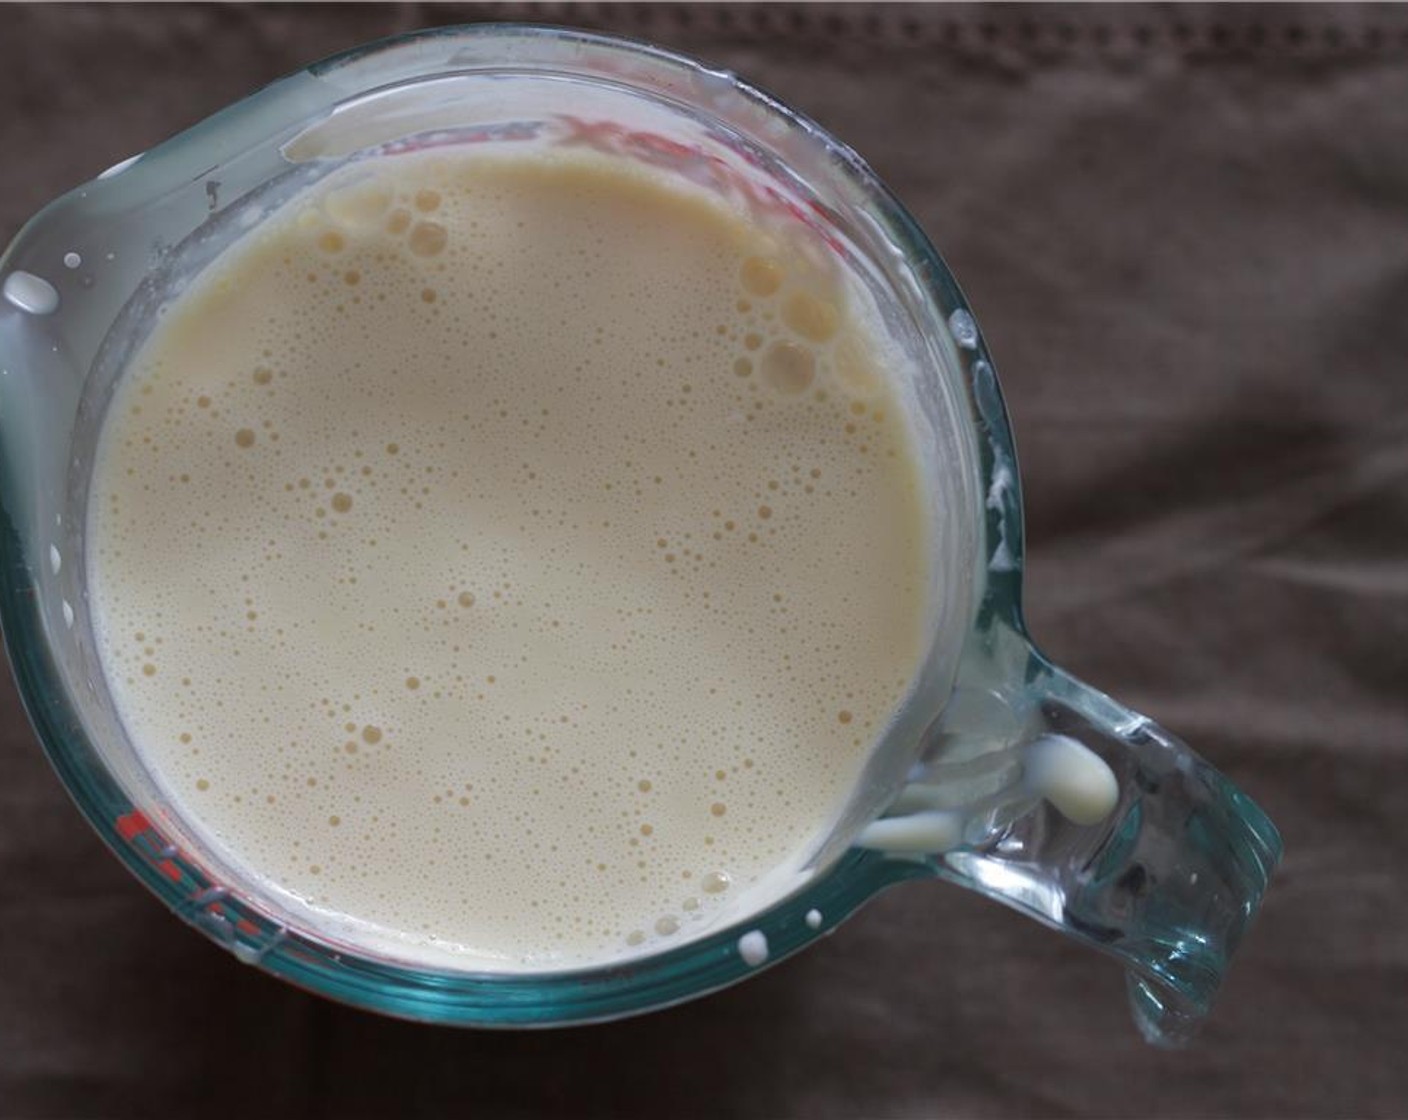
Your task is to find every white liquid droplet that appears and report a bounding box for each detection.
[62,599,74,629]
[738,929,769,966]
[48,544,62,575]
[3,271,59,315]
[857,808,964,853]
[63,252,82,270]
[948,308,978,349]
[805,909,822,930]
[98,153,140,180]
[1021,734,1119,826]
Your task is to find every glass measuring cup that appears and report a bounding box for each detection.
[0,25,1280,1045]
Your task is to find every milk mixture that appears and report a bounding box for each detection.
[86,149,931,968]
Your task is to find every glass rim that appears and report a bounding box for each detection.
[0,22,1026,1025]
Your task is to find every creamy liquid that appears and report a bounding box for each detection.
[87,149,930,969]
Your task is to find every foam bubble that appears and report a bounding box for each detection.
[761,341,815,395]
[407,222,447,258]
[740,257,783,297]
[782,292,839,343]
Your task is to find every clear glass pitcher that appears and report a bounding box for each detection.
[0,25,1280,1046]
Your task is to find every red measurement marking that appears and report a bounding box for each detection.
[553,116,846,255]
[115,811,273,940]
[558,114,629,152]
[622,129,700,167]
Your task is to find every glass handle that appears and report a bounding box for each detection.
[858,624,1282,1047]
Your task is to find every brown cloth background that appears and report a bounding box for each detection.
[2,4,1406,1117]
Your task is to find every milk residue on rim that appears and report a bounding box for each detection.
[86,148,932,970]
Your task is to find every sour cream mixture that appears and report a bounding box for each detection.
[87,149,931,968]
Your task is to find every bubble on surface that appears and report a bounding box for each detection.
[760,341,815,395]
[739,256,783,297]
[407,222,447,257]
[833,334,881,398]
[781,292,839,343]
